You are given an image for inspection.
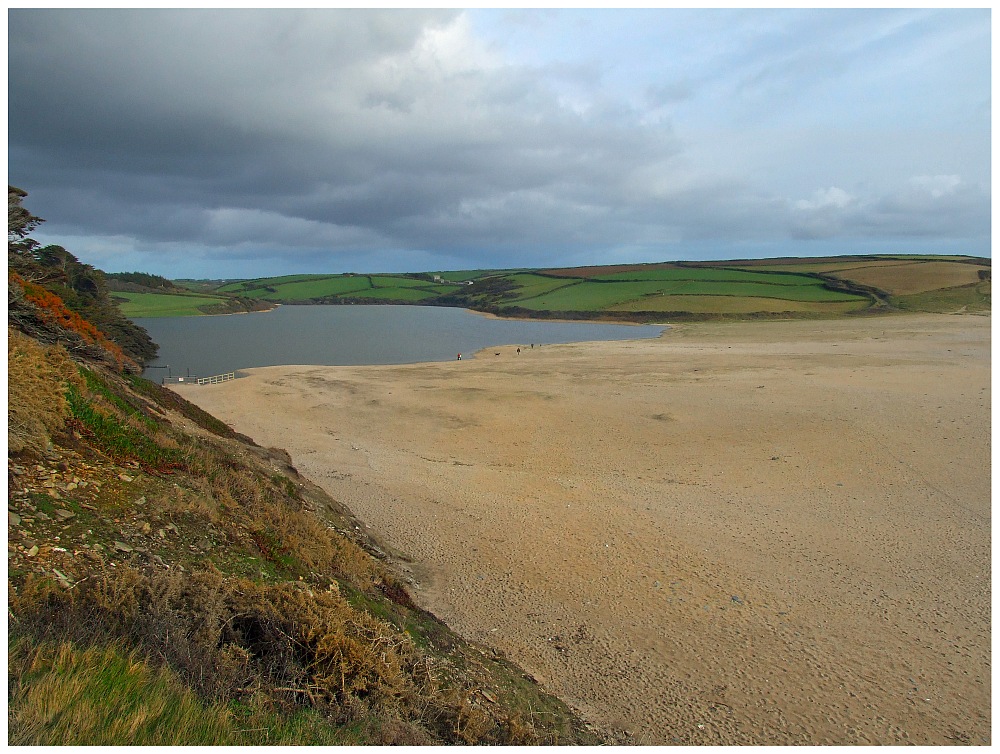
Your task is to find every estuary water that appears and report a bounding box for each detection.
[135,304,664,380]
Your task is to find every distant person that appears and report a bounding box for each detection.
[457,353,462,360]
[517,347,521,354]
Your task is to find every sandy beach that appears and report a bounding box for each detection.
[173,313,990,745]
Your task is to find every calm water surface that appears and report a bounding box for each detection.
[135,305,665,380]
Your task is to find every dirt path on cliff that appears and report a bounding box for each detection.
[174,313,990,745]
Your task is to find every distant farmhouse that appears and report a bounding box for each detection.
[432,275,474,285]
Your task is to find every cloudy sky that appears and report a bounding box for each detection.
[8,8,991,279]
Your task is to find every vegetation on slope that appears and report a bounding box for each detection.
[7,188,600,746]
[106,271,183,292]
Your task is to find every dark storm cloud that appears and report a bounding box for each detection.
[10,10,678,266]
[10,9,688,268]
[10,11,454,203]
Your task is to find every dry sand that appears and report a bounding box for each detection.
[174,313,990,745]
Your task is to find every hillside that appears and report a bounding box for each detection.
[106,271,274,318]
[7,188,600,745]
[124,255,988,321]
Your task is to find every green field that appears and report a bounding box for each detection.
[892,282,991,313]
[216,274,460,302]
[508,278,866,311]
[503,273,581,299]
[607,294,870,315]
[238,277,373,301]
[431,269,496,282]
[113,292,236,318]
[370,276,459,293]
[348,287,441,301]
[590,267,823,286]
[216,274,338,293]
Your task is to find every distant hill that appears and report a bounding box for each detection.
[133,254,989,321]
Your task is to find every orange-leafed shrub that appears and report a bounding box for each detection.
[10,272,127,368]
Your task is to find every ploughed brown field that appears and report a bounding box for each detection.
[824,260,987,296]
[174,313,990,745]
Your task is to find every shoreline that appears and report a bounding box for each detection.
[465,306,672,328]
[172,313,990,745]
[134,302,281,319]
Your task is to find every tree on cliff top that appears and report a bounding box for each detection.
[8,186,158,366]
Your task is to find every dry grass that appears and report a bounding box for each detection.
[8,326,82,454]
[181,441,385,587]
[10,567,407,701]
[148,482,221,522]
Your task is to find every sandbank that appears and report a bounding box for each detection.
[174,313,990,745]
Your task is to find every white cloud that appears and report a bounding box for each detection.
[909,174,961,198]
[786,173,986,242]
[794,186,855,211]
[413,13,500,74]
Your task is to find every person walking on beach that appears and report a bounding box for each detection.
[457,353,462,360]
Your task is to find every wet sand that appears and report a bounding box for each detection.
[174,313,990,744]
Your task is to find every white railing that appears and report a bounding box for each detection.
[196,372,236,385]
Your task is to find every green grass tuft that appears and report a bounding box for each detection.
[8,636,360,745]
[67,374,186,470]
